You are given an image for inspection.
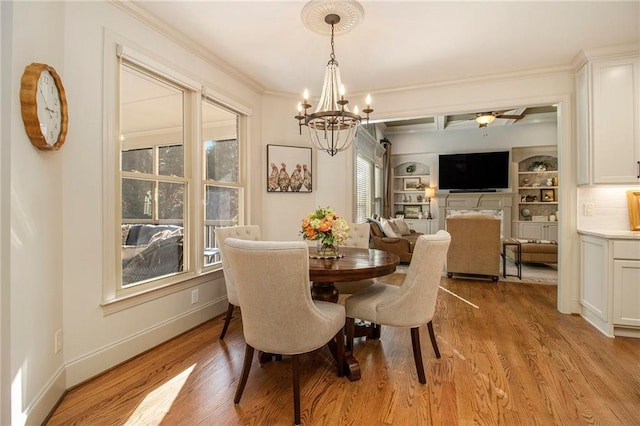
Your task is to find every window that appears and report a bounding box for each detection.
[356,155,372,223]
[355,126,383,222]
[202,99,241,266]
[120,64,187,288]
[115,52,245,298]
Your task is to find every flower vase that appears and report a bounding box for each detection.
[317,240,339,257]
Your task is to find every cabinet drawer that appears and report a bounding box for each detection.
[613,240,640,260]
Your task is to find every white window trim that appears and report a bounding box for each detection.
[102,32,250,312]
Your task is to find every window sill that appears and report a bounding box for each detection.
[101,268,224,316]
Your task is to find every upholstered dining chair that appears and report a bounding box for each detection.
[214,225,261,340]
[335,222,375,295]
[344,231,451,384]
[223,238,345,425]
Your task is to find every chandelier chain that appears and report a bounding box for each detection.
[329,23,336,64]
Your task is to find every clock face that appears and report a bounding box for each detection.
[36,70,62,146]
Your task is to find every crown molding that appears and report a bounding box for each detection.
[572,42,640,70]
[110,0,265,96]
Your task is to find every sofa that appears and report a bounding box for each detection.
[368,218,422,263]
[445,214,501,281]
[121,224,184,285]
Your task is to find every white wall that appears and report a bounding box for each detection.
[1,2,11,424]
[9,2,66,424]
[5,2,263,424]
[261,93,354,241]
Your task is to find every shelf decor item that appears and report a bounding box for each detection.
[529,160,550,172]
[300,206,350,257]
[541,189,554,202]
[403,205,421,219]
[404,178,421,190]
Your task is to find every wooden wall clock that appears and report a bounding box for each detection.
[20,63,69,150]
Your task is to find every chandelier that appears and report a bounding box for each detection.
[295,3,372,157]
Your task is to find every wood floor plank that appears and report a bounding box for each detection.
[46,279,640,425]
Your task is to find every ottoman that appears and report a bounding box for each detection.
[506,239,558,265]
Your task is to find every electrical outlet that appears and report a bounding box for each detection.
[191,289,199,304]
[55,329,63,354]
[584,203,594,216]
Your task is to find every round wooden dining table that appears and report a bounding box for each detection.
[308,247,400,303]
[308,247,400,381]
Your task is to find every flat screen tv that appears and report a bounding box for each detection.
[438,151,510,192]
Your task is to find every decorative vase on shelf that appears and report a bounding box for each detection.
[317,240,339,257]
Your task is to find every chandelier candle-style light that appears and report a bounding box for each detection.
[295,2,372,157]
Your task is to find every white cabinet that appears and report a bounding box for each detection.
[517,221,558,241]
[579,232,640,338]
[577,54,640,184]
[404,219,435,235]
[612,241,640,328]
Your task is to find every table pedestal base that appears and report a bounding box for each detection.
[311,281,338,303]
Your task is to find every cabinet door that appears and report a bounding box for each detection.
[518,222,544,240]
[592,57,640,184]
[405,219,428,234]
[546,223,558,241]
[612,259,640,326]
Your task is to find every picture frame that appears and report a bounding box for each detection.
[404,178,421,190]
[540,189,554,202]
[403,205,421,218]
[627,190,640,231]
[267,144,312,192]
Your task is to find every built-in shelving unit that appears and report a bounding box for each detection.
[393,162,433,219]
[516,154,558,221]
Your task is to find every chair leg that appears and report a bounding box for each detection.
[234,344,254,403]
[427,320,441,359]
[292,354,301,425]
[219,303,235,340]
[410,327,427,384]
[334,327,344,377]
[346,317,355,352]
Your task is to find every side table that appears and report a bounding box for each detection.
[502,238,521,279]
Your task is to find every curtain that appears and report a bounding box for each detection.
[380,137,392,218]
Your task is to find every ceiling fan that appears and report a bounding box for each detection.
[474,110,525,127]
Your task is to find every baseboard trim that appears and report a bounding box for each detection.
[65,298,226,387]
[29,297,227,425]
[24,365,66,426]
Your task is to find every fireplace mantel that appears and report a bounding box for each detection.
[436,192,514,238]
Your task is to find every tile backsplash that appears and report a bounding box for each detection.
[577,187,638,230]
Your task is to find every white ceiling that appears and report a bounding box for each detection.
[125,1,638,132]
[130,0,639,97]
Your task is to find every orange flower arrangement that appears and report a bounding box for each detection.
[300,206,349,247]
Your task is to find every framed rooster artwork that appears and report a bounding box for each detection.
[267,144,312,192]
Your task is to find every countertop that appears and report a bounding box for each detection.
[578,229,640,240]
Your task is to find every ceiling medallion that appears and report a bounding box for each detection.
[295,0,372,157]
[301,0,364,36]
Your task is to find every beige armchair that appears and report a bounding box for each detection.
[446,215,501,282]
[214,225,261,339]
[345,231,451,384]
[223,238,345,425]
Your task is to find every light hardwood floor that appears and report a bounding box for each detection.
[47,278,640,425]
